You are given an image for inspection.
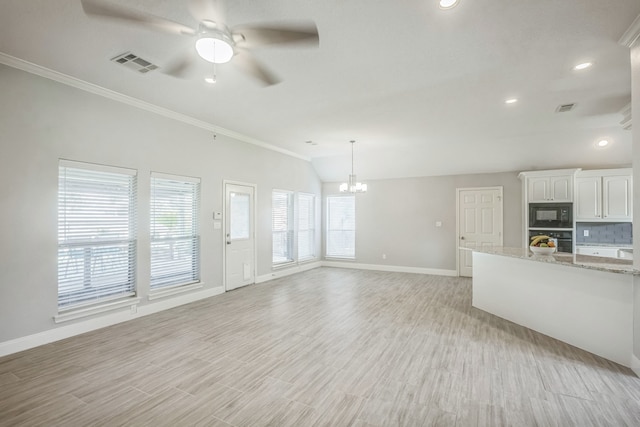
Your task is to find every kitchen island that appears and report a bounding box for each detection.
[471,247,636,367]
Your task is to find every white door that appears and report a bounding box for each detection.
[225,182,256,291]
[457,187,503,277]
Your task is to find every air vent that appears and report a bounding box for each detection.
[111,52,159,74]
[619,102,632,130]
[556,103,576,113]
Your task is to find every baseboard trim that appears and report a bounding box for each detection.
[0,286,224,358]
[632,354,640,377]
[256,261,322,284]
[321,261,458,277]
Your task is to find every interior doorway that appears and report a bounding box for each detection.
[456,187,504,277]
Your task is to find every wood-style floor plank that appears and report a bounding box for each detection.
[1,267,640,426]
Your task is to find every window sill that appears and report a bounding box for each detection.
[298,257,317,264]
[272,261,295,270]
[325,256,356,261]
[148,282,203,301]
[54,296,141,323]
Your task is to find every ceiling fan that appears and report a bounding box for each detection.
[80,0,320,85]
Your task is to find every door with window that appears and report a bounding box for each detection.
[225,182,256,291]
[457,187,503,277]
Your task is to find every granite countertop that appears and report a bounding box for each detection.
[575,243,633,249]
[470,246,637,275]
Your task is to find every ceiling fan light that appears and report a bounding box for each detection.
[195,37,234,64]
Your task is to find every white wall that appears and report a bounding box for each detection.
[322,171,522,272]
[631,36,640,366]
[0,64,322,343]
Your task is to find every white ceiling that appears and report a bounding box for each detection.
[1,0,638,181]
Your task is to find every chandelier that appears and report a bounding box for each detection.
[339,140,367,193]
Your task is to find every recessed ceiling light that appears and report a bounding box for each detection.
[439,0,459,10]
[505,98,518,104]
[204,77,216,84]
[573,62,593,71]
[597,139,609,147]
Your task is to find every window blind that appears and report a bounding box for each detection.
[272,190,294,264]
[298,193,315,261]
[58,161,137,309]
[326,195,355,258]
[150,174,200,290]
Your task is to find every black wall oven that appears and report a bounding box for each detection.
[529,203,572,229]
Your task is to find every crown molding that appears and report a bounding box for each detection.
[0,52,310,162]
[619,14,640,48]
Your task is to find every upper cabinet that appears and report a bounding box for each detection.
[575,169,632,222]
[527,175,573,202]
[519,170,579,203]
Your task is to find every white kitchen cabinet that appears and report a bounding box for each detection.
[575,246,620,258]
[575,169,632,222]
[527,175,573,202]
[603,175,632,220]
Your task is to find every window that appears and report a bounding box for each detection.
[58,161,137,309]
[272,190,294,265]
[150,173,200,290]
[229,191,250,240]
[326,195,355,258]
[298,193,315,261]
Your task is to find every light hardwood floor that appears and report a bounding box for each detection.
[1,267,640,426]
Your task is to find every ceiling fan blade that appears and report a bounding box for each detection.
[81,0,195,36]
[233,51,281,86]
[188,0,226,25]
[162,54,197,78]
[232,22,319,48]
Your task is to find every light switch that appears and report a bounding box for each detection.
[583,230,589,237]
[213,221,221,230]
[435,221,442,227]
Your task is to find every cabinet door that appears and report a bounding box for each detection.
[528,177,550,202]
[549,176,572,202]
[576,247,619,258]
[602,175,632,220]
[575,176,601,220]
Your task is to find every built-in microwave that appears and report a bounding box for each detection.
[529,203,573,228]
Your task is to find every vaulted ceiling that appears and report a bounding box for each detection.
[1,0,639,181]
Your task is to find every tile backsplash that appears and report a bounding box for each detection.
[576,222,633,245]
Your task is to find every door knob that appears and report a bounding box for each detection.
[460,236,465,240]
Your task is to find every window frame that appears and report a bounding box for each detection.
[297,192,316,262]
[149,172,201,291]
[326,195,356,259]
[272,189,295,267]
[57,160,138,311]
